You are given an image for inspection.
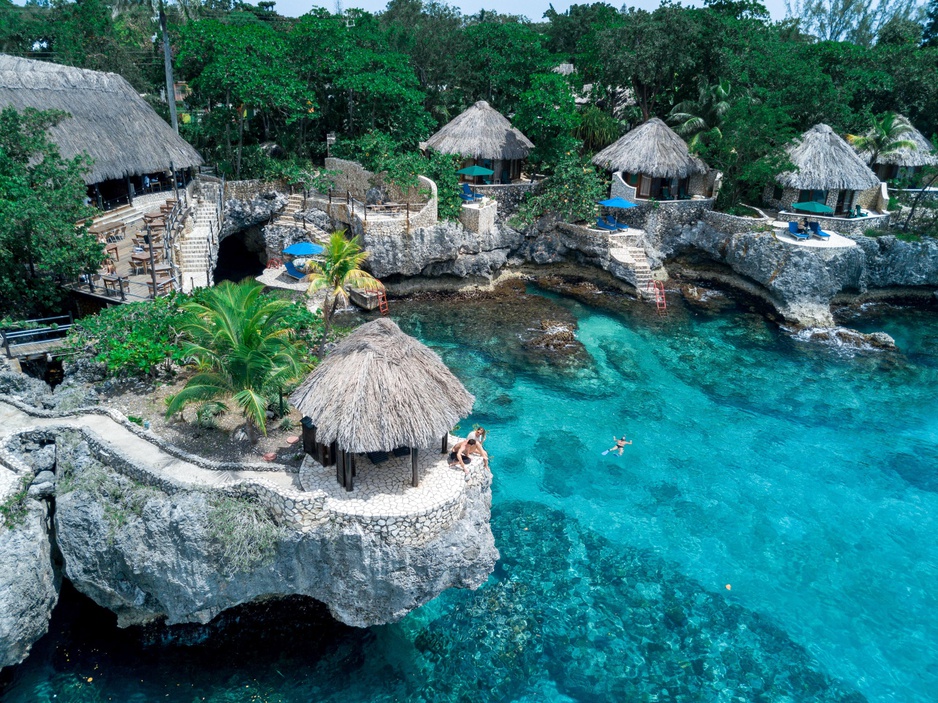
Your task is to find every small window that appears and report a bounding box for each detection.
[773,185,783,201]
[627,172,640,186]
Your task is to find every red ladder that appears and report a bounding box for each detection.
[376,289,389,316]
[646,280,667,315]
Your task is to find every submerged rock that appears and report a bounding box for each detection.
[784,325,898,352]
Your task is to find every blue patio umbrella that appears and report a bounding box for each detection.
[283,241,324,256]
[598,197,638,209]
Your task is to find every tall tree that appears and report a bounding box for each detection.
[456,20,551,113]
[303,231,383,356]
[514,73,581,173]
[923,0,938,45]
[0,107,101,317]
[166,280,308,443]
[785,0,922,46]
[595,6,705,121]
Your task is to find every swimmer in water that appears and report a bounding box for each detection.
[605,435,632,456]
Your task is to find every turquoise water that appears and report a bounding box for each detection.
[3,289,938,703]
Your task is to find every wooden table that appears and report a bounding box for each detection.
[143,213,166,227]
[104,242,119,261]
[89,221,125,242]
[130,251,161,274]
[147,278,174,298]
[101,274,128,296]
[154,263,172,279]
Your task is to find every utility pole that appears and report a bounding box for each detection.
[160,1,179,134]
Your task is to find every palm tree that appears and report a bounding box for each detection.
[166,281,307,443]
[668,79,732,152]
[304,231,383,356]
[847,112,917,168]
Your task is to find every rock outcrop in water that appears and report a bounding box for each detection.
[0,372,498,667]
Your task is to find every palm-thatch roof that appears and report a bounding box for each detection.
[0,54,203,185]
[591,117,707,179]
[290,319,474,454]
[777,123,879,191]
[424,100,533,161]
[856,116,938,168]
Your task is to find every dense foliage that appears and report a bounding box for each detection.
[64,287,321,379]
[0,107,101,317]
[166,281,311,440]
[64,295,194,377]
[3,0,937,220]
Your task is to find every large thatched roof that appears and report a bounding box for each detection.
[424,100,533,160]
[591,117,707,179]
[290,319,474,454]
[777,123,879,191]
[0,55,203,185]
[856,116,938,168]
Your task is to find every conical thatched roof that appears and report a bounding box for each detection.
[424,100,533,160]
[856,116,938,168]
[777,123,879,191]
[0,55,203,185]
[591,117,707,179]
[290,319,474,454]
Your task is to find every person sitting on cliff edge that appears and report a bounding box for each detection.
[449,437,489,479]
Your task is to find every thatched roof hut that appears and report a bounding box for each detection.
[592,117,707,179]
[856,116,938,168]
[0,54,202,185]
[777,123,879,191]
[424,100,533,161]
[290,318,474,455]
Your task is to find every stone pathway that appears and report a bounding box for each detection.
[0,398,475,542]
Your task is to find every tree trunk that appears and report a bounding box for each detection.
[903,172,938,231]
[225,88,232,167]
[236,107,245,180]
[317,294,340,357]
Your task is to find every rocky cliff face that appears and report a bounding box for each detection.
[222,191,287,240]
[0,499,58,668]
[0,410,497,668]
[52,429,497,628]
[665,222,938,324]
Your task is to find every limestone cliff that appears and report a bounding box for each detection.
[52,428,497,628]
[0,386,498,667]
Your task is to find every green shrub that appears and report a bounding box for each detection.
[208,496,283,575]
[512,151,606,226]
[0,475,32,528]
[64,294,194,377]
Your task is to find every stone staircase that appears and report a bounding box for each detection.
[608,236,655,299]
[272,194,306,228]
[178,200,219,292]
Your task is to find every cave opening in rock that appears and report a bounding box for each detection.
[213,226,267,285]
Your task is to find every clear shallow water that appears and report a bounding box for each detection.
[3,290,938,703]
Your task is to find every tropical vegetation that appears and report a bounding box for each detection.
[0,106,101,317]
[846,112,917,166]
[302,231,383,355]
[164,281,311,441]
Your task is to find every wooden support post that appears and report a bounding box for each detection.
[336,449,345,487]
[344,452,354,492]
[441,434,448,454]
[411,447,419,488]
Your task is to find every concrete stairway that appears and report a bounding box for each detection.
[608,237,655,299]
[178,200,219,292]
[272,194,306,228]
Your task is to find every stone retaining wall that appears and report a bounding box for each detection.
[703,209,771,234]
[778,211,892,235]
[459,199,497,234]
[471,181,538,219]
[0,396,465,545]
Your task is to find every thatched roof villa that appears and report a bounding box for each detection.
[424,100,533,184]
[592,118,712,201]
[855,116,938,182]
[0,54,202,208]
[290,318,474,490]
[764,123,881,216]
